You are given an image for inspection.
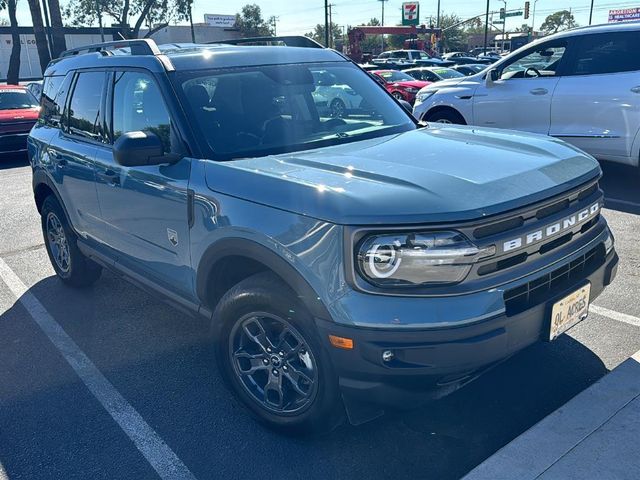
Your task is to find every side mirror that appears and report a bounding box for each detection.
[485,68,499,87]
[113,131,173,167]
[398,99,412,112]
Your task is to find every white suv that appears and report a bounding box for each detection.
[413,22,640,167]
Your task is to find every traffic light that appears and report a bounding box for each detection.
[500,7,505,19]
[524,1,530,19]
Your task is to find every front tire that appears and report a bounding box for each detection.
[214,272,343,433]
[41,195,102,287]
[425,109,466,124]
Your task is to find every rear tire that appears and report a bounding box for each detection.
[41,195,102,288]
[425,109,466,124]
[214,272,344,434]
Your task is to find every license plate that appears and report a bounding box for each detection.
[549,284,591,341]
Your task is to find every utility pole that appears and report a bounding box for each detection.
[271,16,279,36]
[483,0,490,55]
[501,0,506,52]
[328,4,333,48]
[589,0,594,25]
[378,0,388,52]
[531,0,538,33]
[436,0,441,27]
[324,0,330,47]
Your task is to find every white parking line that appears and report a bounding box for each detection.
[605,197,640,209]
[0,257,197,480]
[591,304,640,328]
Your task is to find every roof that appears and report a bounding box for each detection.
[45,43,347,77]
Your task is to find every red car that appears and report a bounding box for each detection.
[372,69,431,104]
[0,85,40,156]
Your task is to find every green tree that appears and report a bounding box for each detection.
[235,4,274,38]
[540,10,577,34]
[0,0,20,83]
[439,13,467,52]
[65,0,191,39]
[305,21,341,48]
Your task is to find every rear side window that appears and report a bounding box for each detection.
[40,74,72,127]
[568,32,640,75]
[67,71,105,140]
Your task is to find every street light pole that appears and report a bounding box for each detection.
[589,0,595,25]
[531,0,539,34]
[436,0,441,27]
[483,0,490,55]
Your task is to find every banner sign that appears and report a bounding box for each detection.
[204,14,236,28]
[608,8,640,22]
[402,2,420,26]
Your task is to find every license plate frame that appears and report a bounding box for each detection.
[549,283,591,341]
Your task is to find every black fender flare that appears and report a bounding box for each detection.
[196,237,333,322]
[32,168,71,221]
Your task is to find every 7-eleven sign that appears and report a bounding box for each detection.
[402,2,420,26]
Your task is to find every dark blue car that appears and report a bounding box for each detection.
[28,37,617,433]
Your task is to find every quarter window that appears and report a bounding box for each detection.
[112,71,172,153]
[568,32,640,75]
[40,74,72,127]
[67,71,105,140]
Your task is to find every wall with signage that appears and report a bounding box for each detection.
[608,8,640,22]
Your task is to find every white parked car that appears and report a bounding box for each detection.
[311,69,365,118]
[413,22,640,167]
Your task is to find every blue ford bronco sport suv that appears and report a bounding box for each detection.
[28,37,618,432]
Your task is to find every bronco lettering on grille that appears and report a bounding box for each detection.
[502,202,600,253]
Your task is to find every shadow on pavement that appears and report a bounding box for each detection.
[0,271,610,480]
[0,152,29,171]
[600,161,640,215]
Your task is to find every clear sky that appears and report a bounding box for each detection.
[7,0,639,35]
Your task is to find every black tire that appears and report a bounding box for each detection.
[214,272,344,434]
[425,109,466,125]
[41,195,102,288]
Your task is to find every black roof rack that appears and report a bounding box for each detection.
[208,35,323,49]
[60,38,162,58]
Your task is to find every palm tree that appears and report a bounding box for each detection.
[26,0,51,74]
[48,0,67,57]
[3,0,21,84]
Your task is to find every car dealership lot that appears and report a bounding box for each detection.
[0,155,639,479]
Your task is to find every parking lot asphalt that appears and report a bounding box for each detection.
[1,154,639,480]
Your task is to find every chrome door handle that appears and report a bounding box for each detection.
[631,86,640,94]
[530,88,548,95]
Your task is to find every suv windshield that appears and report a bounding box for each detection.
[0,89,39,110]
[177,62,415,160]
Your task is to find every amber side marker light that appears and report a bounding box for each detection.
[329,335,354,350]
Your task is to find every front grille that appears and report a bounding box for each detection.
[503,243,606,317]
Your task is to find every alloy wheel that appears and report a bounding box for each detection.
[46,212,70,273]
[229,312,318,415]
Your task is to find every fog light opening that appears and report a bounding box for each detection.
[382,350,395,362]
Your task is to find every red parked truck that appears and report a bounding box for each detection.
[0,85,40,156]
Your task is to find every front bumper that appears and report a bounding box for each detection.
[0,132,30,154]
[316,235,618,422]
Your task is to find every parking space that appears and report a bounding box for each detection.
[1,154,640,479]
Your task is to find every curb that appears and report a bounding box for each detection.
[463,350,640,480]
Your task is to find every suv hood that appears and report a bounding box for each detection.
[204,125,600,225]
